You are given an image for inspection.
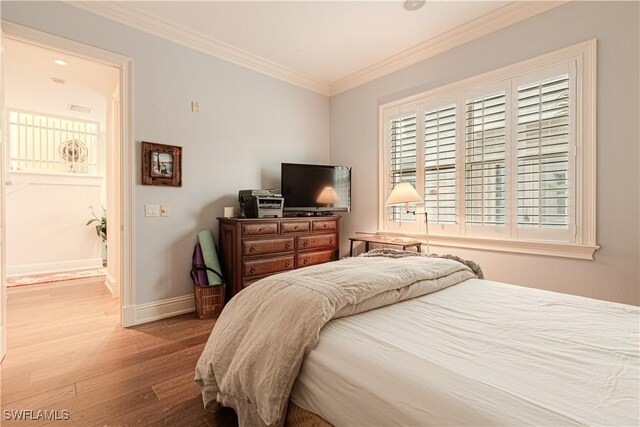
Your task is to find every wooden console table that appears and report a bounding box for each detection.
[349,234,422,257]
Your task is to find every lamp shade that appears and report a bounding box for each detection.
[316,186,339,205]
[385,182,422,206]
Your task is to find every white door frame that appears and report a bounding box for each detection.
[0,22,136,332]
[1,25,7,362]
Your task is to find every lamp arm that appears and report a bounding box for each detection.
[424,211,430,254]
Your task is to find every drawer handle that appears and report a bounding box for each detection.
[285,243,291,249]
[303,259,308,265]
[285,262,290,268]
[294,225,298,230]
[249,267,256,274]
[322,224,327,228]
[329,239,334,244]
[302,241,308,247]
[258,227,263,232]
[249,245,256,253]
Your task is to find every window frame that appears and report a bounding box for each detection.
[378,40,597,260]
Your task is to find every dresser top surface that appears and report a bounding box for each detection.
[218,216,340,223]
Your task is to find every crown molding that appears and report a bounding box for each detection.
[64,1,566,98]
[329,1,568,96]
[64,1,331,96]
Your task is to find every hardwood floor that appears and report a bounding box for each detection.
[0,279,238,426]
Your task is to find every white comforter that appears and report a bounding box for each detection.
[195,256,475,426]
[290,278,640,426]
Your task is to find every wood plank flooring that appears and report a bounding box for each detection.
[0,279,238,426]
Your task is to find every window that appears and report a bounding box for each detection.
[425,104,456,224]
[388,112,418,223]
[380,41,597,259]
[464,91,507,228]
[8,109,99,175]
[516,75,570,230]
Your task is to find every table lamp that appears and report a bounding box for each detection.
[385,182,429,253]
[385,182,422,214]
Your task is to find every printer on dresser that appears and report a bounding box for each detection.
[238,189,284,218]
[218,216,340,299]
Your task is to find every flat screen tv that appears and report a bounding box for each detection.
[281,163,351,214]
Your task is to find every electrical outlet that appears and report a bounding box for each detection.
[160,205,169,217]
[145,204,160,217]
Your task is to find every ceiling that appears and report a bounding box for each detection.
[4,37,119,127]
[69,1,562,95]
[121,1,505,83]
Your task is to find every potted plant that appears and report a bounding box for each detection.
[87,206,107,265]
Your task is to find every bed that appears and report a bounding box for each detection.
[195,251,639,427]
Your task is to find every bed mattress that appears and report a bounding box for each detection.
[289,278,639,426]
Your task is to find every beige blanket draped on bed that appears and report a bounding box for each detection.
[195,256,476,427]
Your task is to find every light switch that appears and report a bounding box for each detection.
[191,101,200,113]
[145,204,160,217]
[160,205,169,217]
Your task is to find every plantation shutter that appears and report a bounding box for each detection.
[516,75,570,229]
[424,104,456,224]
[389,113,417,222]
[464,91,507,226]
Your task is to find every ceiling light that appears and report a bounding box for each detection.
[403,0,426,11]
[53,59,67,66]
[51,77,66,85]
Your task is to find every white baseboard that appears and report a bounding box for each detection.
[122,305,136,327]
[104,273,119,298]
[7,258,104,277]
[127,293,195,326]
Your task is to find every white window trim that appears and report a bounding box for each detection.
[378,40,598,260]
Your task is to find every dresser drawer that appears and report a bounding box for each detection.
[241,222,278,236]
[242,255,295,278]
[242,238,294,256]
[280,221,310,234]
[312,220,337,232]
[297,250,335,268]
[298,233,337,250]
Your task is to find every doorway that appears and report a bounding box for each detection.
[4,38,117,292]
[0,23,134,363]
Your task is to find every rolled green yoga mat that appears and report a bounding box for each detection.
[197,230,223,285]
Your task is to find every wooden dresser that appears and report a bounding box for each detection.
[218,216,340,299]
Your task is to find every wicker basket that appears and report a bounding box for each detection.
[194,284,225,319]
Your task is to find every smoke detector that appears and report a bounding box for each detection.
[403,0,426,11]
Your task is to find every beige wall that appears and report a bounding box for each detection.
[330,1,640,305]
[6,174,103,275]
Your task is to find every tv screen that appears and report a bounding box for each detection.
[281,163,351,213]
